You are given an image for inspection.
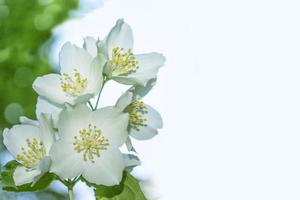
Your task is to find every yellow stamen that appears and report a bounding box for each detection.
[73,124,109,163]
[110,47,139,76]
[60,69,88,96]
[16,138,46,168]
[125,99,148,131]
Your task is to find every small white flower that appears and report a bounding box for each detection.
[3,114,55,186]
[98,19,166,86]
[50,104,129,186]
[115,80,163,141]
[33,40,105,106]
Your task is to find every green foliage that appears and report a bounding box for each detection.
[0,0,78,145]
[92,172,147,200]
[1,160,54,192]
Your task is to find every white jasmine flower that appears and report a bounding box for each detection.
[98,19,166,86]
[3,114,55,186]
[115,80,163,140]
[50,104,129,186]
[33,40,105,106]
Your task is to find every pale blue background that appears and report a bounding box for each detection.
[51,0,300,199]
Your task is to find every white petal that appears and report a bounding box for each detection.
[97,40,108,58]
[31,157,51,185]
[59,42,93,77]
[13,166,41,186]
[19,116,39,127]
[115,91,133,111]
[33,74,73,105]
[113,53,165,86]
[83,36,97,57]
[144,104,163,129]
[129,104,162,140]
[82,149,125,186]
[125,137,136,152]
[38,156,51,174]
[91,107,128,148]
[3,125,40,159]
[38,114,55,153]
[73,94,94,105]
[105,19,133,57]
[36,97,62,128]
[57,104,91,142]
[130,126,158,140]
[128,78,157,98]
[123,154,141,168]
[86,54,105,95]
[50,140,84,179]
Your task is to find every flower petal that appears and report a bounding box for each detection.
[33,74,73,105]
[19,116,39,127]
[86,54,105,95]
[123,154,141,169]
[105,19,133,57]
[31,156,51,185]
[38,114,55,153]
[82,148,125,186]
[113,53,165,86]
[13,166,41,186]
[115,91,133,111]
[125,137,136,152]
[83,36,97,58]
[130,104,162,140]
[3,125,40,159]
[91,107,128,148]
[130,126,158,140]
[36,97,62,128]
[57,104,91,142]
[59,42,93,77]
[50,140,84,179]
[144,104,163,129]
[128,78,157,98]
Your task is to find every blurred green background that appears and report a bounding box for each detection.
[0,0,78,198]
[0,0,78,144]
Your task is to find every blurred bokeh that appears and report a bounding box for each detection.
[0,0,78,198]
[0,0,78,146]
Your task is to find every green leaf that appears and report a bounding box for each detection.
[1,160,54,192]
[91,171,147,200]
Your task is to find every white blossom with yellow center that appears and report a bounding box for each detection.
[3,114,54,186]
[50,104,129,186]
[98,19,166,86]
[115,80,163,142]
[33,38,105,106]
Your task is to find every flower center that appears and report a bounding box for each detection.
[73,124,109,163]
[125,99,148,131]
[110,47,139,76]
[60,69,88,97]
[16,138,46,168]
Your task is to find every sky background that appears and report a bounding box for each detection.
[51,0,300,199]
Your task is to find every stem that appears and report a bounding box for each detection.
[88,101,94,110]
[68,186,74,200]
[94,78,108,110]
[56,175,78,200]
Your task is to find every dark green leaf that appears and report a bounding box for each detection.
[85,171,147,200]
[1,160,54,192]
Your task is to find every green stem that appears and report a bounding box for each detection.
[94,77,108,110]
[88,101,94,110]
[56,176,77,200]
[68,186,74,200]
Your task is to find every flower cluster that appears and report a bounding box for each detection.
[2,19,165,196]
